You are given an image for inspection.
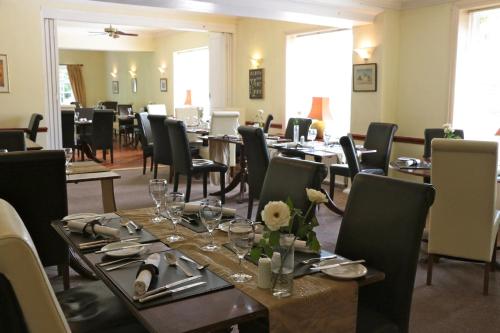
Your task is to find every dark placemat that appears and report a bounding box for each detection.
[223,243,335,278]
[95,249,233,310]
[60,214,158,252]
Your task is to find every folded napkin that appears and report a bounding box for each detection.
[62,213,101,221]
[183,202,236,217]
[67,219,120,239]
[134,253,161,296]
[253,234,317,253]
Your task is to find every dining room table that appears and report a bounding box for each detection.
[75,119,103,162]
[25,137,42,150]
[51,206,385,333]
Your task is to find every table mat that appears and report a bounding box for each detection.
[67,161,109,175]
[95,248,233,310]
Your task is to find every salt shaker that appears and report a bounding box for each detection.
[257,257,272,289]
[300,135,305,145]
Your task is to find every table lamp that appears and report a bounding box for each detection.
[496,128,500,136]
[308,97,329,139]
[184,90,192,106]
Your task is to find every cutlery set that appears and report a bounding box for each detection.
[309,259,366,271]
[133,275,206,303]
[78,237,140,250]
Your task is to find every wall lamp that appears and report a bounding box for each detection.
[354,47,376,62]
[158,64,167,74]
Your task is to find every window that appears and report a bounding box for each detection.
[453,8,500,141]
[173,47,210,112]
[286,30,353,138]
[59,65,75,105]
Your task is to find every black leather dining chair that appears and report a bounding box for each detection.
[136,112,154,175]
[263,114,274,134]
[26,113,43,142]
[117,104,134,146]
[360,122,398,174]
[335,174,435,333]
[165,119,228,203]
[423,128,464,159]
[255,156,327,222]
[238,126,270,219]
[0,130,26,152]
[148,114,173,180]
[83,110,114,163]
[101,101,118,111]
[76,108,94,121]
[284,117,312,141]
[61,111,75,149]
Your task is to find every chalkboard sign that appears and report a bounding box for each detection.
[249,68,264,99]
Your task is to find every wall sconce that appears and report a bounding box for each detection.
[354,47,376,62]
[110,71,117,78]
[250,56,263,69]
[158,64,167,74]
[129,69,136,78]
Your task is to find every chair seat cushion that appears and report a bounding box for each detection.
[361,168,385,176]
[192,161,228,173]
[330,164,350,177]
[357,305,400,333]
[56,281,147,333]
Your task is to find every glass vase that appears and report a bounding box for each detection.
[271,234,295,298]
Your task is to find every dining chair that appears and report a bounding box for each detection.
[0,130,26,152]
[100,101,118,111]
[426,139,499,295]
[26,113,43,142]
[0,151,70,289]
[336,174,435,333]
[0,198,147,333]
[359,122,398,175]
[147,104,167,116]
[117,104,134,146]
[255,156,327,222]
[284,117,312,141]
[263,114,274,134]
[175,106,200,125]
[165,119,228,203]
[423,128,464,159]
[238,126,270,219]
[135,112,154,175]
[85,110,114,163]
[148,114,174,180]
[209,111,240,178]
[76,108,94,121]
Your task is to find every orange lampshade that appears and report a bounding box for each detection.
[184,90,192,105]
[308,97,330,121]
[496,128,500,136]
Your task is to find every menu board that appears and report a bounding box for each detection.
[249,68,264,99]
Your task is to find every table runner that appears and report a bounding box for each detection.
[118,208,357,333]
[68,161,109,175]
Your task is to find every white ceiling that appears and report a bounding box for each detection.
[57,20,175,36]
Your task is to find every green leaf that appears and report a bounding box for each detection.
[310,216,319,227]
[297,224,309,238]
[264,244,273,258]
[250,247,262,261]
[286,197,294,211]
[310,238,321,252]
[269,231,280,247]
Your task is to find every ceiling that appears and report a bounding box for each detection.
[57,20,175,37]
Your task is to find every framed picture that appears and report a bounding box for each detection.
[353,63,377,92]
[0,54,10,93]
[112,80,119,94]
[131,78,137,93]
[249,68,264,99]
[160,78,167,92]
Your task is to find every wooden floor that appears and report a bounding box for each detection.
[94,141,145,170]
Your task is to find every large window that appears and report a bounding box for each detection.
[286,29,353,138]
[453,8,500,141]
[173,47,210,112]
[59,65,75,105]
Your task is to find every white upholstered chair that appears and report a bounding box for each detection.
[175,106,200,124]
[147,104,167,116]
[427,139,499,295]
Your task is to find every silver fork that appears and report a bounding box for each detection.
[105,259,144,271]
[180,255,209,270]
[301,255,337,265]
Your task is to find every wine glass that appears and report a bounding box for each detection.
[63,148,72,173]
[228,218,255,283]
[307,128,317,142]
[165,192,185,242]
[149,179,167,223]
[323,132,331,146]
[199,198,223,251]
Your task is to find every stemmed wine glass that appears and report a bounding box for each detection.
[64,148,73,174]
[199,198,223,251]
[308,128,317,141]
[228,218,255,283]
[149,179,167,224]
[165,192,185,242]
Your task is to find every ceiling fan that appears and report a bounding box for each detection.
[89,25,139,38]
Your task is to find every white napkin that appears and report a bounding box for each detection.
[183,202,236,217]
[62,213,101,221]
[134,253,161,296]
[67,219,120,239]
[253,234,315,253]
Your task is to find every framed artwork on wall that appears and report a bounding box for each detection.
[160,78,167,92]
[353,63,377,92]
[249,68,264,99]
[0,54,10,93]
[112,80,119,94]
[131,78,137,93]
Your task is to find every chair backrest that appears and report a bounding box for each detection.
[148,114,172,165]
[147,104,167,116]
[0,199,70,333]
[263,114,274,134]
[90,110,114,149]
[423,128,464,159]
[361,122,398,174]
[100,101,118,111]
[0,151,68,267]
[339,135,361,181]
[117,104,133,116]
[136,112,153,147]
[255,157,327,221]
[429,139,498,262]
[336,174,435,333]
[284,118,312,140]
[165,119,193,174]
[175,107,199,124]
[210,111,240,136]
[76,108,94,121]
[238,126,270,199]
[0,130,26,152]
[26,113,43,142]
[60,111,75,149]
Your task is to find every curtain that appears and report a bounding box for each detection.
[209,32,233,108]
[67,64,86,107]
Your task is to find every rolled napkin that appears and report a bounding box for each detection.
[253,234,316,253]
[134,253,161,296]
[67,219,120,239]
[183,202,236,217]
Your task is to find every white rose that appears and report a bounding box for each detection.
[261,201,290,231]
[306,188,327,204]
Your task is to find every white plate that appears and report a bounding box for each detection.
[62,213,101,221]
[100,241,145,258]
[319,259,367,280]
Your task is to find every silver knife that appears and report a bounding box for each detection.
[138,281,207,303]
[128,220,142,231]
[310,259,365,271]
[133,275,202,300]
[94,243,152,254]
[176,258,194,277]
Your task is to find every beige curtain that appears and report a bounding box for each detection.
[67,64,86,107]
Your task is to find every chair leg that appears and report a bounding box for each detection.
[247,196,254,219]
[58,263,70,290]
[103,149,106,160]
[110,147,113,164]
[174,173,179,192]
[220,171,225,204]
[203,172,208,198]
[329,173,335,199]
[169,166,174,184]
[484,262,490,295]
[154,163,158,179]
[186,175,192,202]
[143,156,147,175]
[426,254,434,285]
[150,157,154,172]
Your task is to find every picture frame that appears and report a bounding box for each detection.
[160,78,167,92]
[112,80,119,94]
[249,68,264,99]
[0,54,10,93]
[353,63,377,92]
[131,78,137,93]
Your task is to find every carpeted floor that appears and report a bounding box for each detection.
[59,167,500,332]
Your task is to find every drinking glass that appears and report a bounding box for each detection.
[149,179,167,223]
[228,219,255,283]
[199,198,223,251]
[63,148,73,173]
[307,128,317,142]
[323,132,331,146]
[165,192,185,242]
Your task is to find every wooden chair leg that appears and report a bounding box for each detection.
[58,263,70,290]
[150,157,154,172]
[110,147,113,164]
[203,172,208,198]
[329,173,335,199]
[174,173,179,192]
[143,156,147,175]
[492,234,498,272]
[154,163,158,179]
[186,175,192,202]
[103,149,106,161]
[426,253,434,285]
[220,171,225,204]
[169,166,174,184]
[247,196,254,219]
[484,262,490,295]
